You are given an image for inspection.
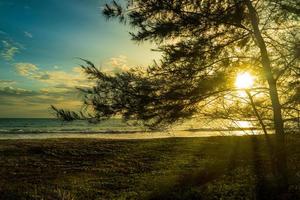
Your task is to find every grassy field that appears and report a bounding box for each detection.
[0,134,300,200]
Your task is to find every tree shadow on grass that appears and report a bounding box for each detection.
[250,136,271,200]
[145,138,243,200]
[145,136,294,200]
[250,135,300,200]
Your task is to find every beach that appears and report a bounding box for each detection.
[1,134,300,199]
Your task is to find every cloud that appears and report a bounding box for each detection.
[14,57,132,96]
[13,57,132,104]
[43,70,88,87]
[1,40,19,61]
[0,92,82,118]
[0,80,16,85]
[15,56,132,90]
[15,62,91,89]
[102,55,131,74]
[0,84,79,101]
[0,84,82,117]
[15,63,39,76]
[1,60,118,117]
[24,31,33,38]
[0,86,37,96]
[5,56,133,117]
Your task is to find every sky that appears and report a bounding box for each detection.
[0,0,160,118]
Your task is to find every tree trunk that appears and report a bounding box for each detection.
[245,0,288,192]
[246,90,268,135]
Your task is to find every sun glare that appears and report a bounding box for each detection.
[235,72,254,89]
[236,121,252,128]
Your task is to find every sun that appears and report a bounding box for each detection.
[235,72,254,89]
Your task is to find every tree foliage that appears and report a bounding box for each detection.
[53,0,299,130]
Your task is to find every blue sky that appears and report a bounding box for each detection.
[0,0,160,117]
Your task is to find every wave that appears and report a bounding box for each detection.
[0,129,151,134]
[0,127,266,134]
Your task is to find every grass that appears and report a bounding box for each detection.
[0,134,300,200]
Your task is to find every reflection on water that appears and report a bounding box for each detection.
[231,120,257,136]
[235,121,253,129]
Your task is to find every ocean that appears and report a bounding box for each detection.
[0,118,262,139]
[0,118,144,134]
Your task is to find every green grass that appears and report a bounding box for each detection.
[0,134,300,200]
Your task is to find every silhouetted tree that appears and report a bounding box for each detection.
[52,0,299,192]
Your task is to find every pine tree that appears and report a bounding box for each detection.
[53,0,299,193]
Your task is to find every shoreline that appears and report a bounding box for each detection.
[0,129,266,140]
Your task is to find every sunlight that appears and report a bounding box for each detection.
[233,120,256,136]
[235,72,254,89]
[236,120,252,128]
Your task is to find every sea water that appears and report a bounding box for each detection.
[0,118,263,139]
[0,118,143,134]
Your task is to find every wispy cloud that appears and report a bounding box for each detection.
[15,63,39,76]
[0,86,82,117]
[24,31,33,38]
[102,55,131,74]
[0,80,16,85]
[0,30,6,35]
[0,86,36,96]
[1,40,19,61]
[15,62,91,89]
